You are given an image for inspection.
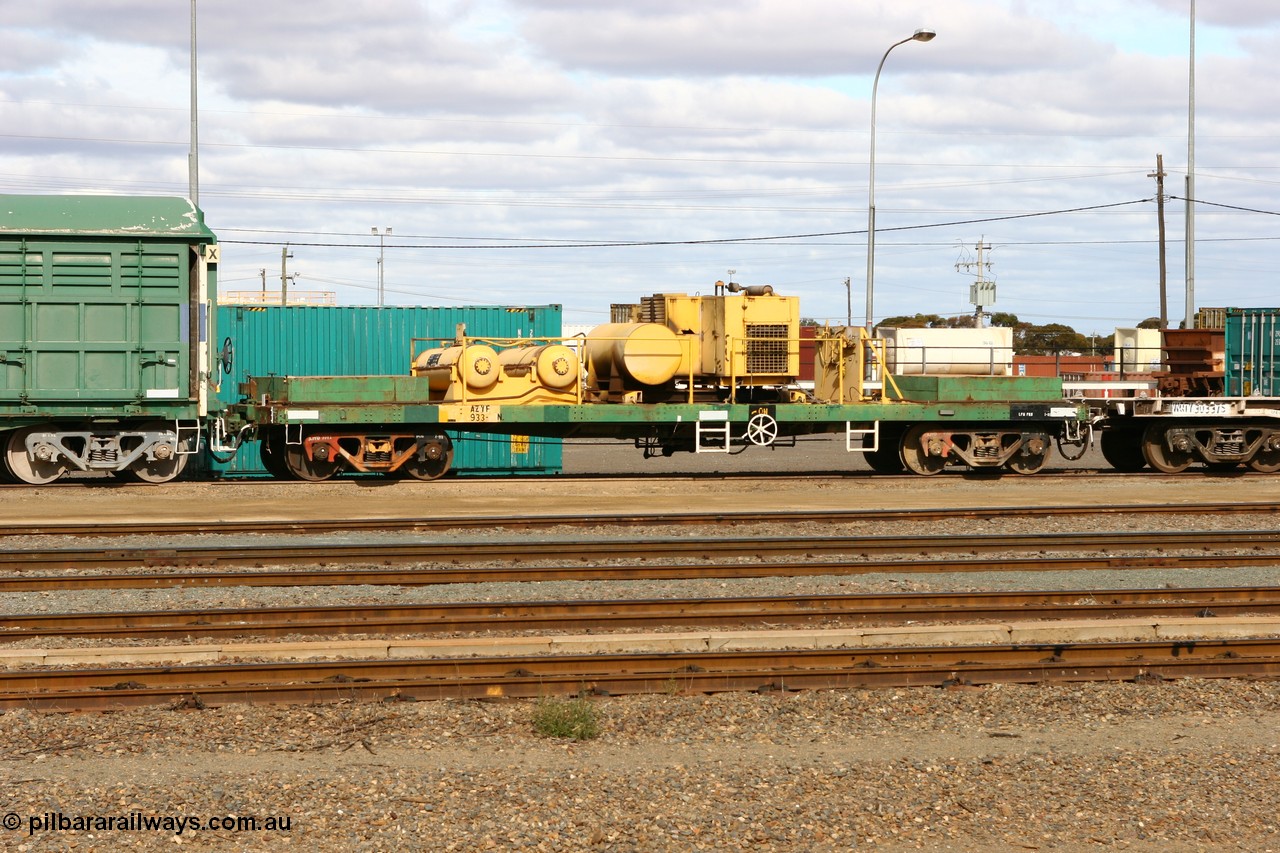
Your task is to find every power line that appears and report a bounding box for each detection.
[219,198,1153,251]
[1170,196,1280,216]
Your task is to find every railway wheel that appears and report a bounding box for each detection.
[4,426,68,485]
[259,431,298,480]
[1141,424,1194,474]
[1006,435,1049,475]
[1248,436,1280,473]
[899,424,947,476]
[281,440,345,482]
[400,435,454,481]
[117,422,188,483]
[863,428,905,474]
[1099,429,1147,472]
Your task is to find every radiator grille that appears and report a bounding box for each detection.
[746,324,789,373]
[638,295,667,324]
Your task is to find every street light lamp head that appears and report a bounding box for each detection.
[912,28,936,42]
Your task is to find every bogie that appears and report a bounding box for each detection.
[894,424,1056,475]
[254,429,455,481]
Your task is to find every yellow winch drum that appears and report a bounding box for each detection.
[586,320,691,384]
[586,322,685,386]
[412,344,501,391]
[497,344,581,389]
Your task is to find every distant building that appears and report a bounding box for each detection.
[221,290,336,306]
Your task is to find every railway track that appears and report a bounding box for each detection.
[4,529,1280,574]
[5,637,1279,711]
[4,550,1279,592]
[6,586,1280,641]
[2,500,1278,539]
[8,502,1280,711]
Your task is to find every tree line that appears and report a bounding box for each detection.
[801,314,1164,356]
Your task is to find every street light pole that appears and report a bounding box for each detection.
[1185,0,1196,329]
[188,0,199,205]
[371,227,392,306]
[866,27,935,333]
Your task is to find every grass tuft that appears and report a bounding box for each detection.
[531,696,603,741]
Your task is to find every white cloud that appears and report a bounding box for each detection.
[0,0,1275,328]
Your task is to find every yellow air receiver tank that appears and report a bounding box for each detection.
[412,344,501,392]
[586,322,686,386]
[497,344,581,389]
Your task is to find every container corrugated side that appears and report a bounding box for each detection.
[1,243,207,420]
[207,304,563,476]
[1224,308,1280,397]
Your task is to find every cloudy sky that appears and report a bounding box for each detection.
[3,1,1276,332]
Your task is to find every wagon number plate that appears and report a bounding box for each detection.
[440,404,501,423]
[1167,402,1230,416]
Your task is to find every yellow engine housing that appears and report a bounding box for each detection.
[589,288,800,394]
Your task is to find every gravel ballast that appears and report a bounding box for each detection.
[4,443,1280,851]
[3,682,1279,851]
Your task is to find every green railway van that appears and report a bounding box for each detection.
[0,195,220,483]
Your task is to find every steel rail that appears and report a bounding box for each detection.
[2,501,1278,539]
[6,586,1280,641]
[4,529,1280,573]
[4,550,1280,592]
[4,638,1280,711]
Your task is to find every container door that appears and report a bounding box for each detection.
[1226,309,1280,397]
[0,240,38,396]
[0,239,191,403]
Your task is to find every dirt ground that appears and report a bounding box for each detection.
[4,443,1280,851]
[3,437,1279,525]
[2,467,1277,527]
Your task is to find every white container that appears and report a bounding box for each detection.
[1113,327,1163,372]
[879,326,1014,375]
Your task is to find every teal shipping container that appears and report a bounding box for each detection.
[1225,308,1280,397]
[208,303,563,476]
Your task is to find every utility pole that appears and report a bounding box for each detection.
[372,227,392,306]
[1185,0,1196,329]
[843,277,852,327]
[188,0,199,205]
[1149,154,1168,329]
[259,268,267,294]
[956,238,995,328]
[280,245,293,306]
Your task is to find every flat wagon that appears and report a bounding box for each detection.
[230,285,1088,479]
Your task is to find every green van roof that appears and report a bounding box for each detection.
[0,195,216,241]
